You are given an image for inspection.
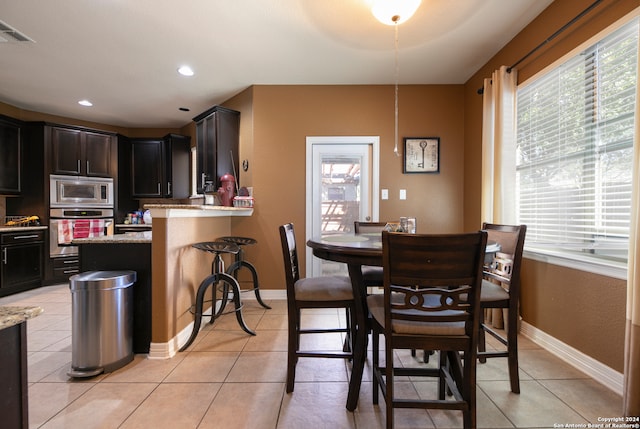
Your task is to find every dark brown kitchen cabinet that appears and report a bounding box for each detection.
[193,106,239,194]
[0,230,44,298]
[50,126,114,177]
[130,134,191,198]
[0,115,23,195]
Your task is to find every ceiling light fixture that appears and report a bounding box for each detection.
[177,65,194,77]
[371,0,421,156]
[78,100,93,107]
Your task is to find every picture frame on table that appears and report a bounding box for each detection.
[403,137,440,174]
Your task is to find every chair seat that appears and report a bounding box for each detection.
[219,236,257,246]
[480,279,510,302]
[367,294,466,336]
[295,275,353,301]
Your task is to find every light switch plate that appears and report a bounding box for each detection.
[400,189,407,200]
[381,189,388,200]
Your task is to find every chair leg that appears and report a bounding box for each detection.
[385,339,394,429]
[372,328,379,404]
[286,309,300,393]
[179,274,218,352]
[227,259,272,310]
[507,310,520,394]
[478,322,487,363]
[218,272,256,336]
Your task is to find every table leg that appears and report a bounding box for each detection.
[346,263,368,411]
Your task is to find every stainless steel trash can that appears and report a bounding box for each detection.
[67,270,136,378]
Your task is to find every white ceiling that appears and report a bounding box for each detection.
[0,0,553,128]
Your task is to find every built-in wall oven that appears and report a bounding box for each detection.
[49,175,115,258]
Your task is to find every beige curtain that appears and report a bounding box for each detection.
[624,53,640,417]
[481,66,518,329]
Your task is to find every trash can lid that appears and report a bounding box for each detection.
[69,270,137,291]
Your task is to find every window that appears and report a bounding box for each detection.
[516,18,638,267]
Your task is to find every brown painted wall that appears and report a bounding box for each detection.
[463,0,638,371]
[223,84,466,294]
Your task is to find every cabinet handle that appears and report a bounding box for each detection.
[86,160,90,173]
[63,269,79,274]
[12,234,39,240]
[167,182,171,195]
[62,259,77,264]
[157,183,161,195]
[77,159,81,172]
[201,173,206,189]
[2,248,6,265]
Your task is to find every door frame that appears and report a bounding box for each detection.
[305,136,380,276]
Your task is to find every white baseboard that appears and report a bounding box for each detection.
[520,321,623,395]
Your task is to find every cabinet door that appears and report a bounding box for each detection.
[164,134,191,198]
[84,132,112,177]
[1,242,43,291]
[215,109,240,188]
[195,116,216,194]
[0,118,21,194]
[51,127,83,175]
[131,139,163,197]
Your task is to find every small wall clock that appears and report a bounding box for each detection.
[403,137,440,174]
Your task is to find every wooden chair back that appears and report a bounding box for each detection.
[382,231,487,339]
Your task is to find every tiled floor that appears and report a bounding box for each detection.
[1,283,623,429]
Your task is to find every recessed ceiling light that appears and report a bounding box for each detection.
[177,65,194,76]
[78,100,93,107]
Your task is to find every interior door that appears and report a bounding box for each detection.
[306,136,379,277]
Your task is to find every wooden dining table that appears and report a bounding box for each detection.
[306,232,500,411]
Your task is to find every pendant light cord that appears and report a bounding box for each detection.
[394,21,400,156]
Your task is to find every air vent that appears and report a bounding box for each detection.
[0,19,34,42]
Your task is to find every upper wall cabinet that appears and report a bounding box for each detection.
[193,106,239,194]
[130,134,191,198]
[0,115,23,195]
[50,126,114,177]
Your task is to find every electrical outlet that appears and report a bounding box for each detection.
[381,189,388,200]
[400,189,406,200]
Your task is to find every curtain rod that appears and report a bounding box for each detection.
[476,0,604,95]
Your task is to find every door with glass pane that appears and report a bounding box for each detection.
[306,136,379,277]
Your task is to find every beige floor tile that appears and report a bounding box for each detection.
[209,312,263,332]
[478,380,587,427]
[356,381,436,429]
[102,353,186,383]
[199,382,284,429]
[28,382,94,428]
[277,382,356,429]
[476,356,532,383]
[292,356,350,383]
[256,312,288,330]
[264,299,288,314]
[244,328,288,352]
[539,378,623,423]
[192,329,252,352]
[27,329,71,352]
[39,382,157,429]
[120,382,221,429]
[27,350,72,382]
[164,351,239,383]
[226,351,287,383]
[518,349,590,380]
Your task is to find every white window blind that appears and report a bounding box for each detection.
[516,18,638,265]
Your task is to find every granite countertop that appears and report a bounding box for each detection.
[144,204,250,211]
[73,230,152,244]
[0,226,48,233]
[0,306,43,330]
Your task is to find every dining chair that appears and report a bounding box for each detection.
[479,222,527,394]
[353,221,389,289]
[278,223,357,393]
[368,231,487,429]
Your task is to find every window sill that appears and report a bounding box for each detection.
[523,248,627,280]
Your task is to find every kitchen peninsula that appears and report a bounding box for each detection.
[75,205,253,359]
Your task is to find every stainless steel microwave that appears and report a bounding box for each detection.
[50,175,114,208]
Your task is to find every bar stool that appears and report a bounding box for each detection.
[217,236,271,313]
[179,241,256,352]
